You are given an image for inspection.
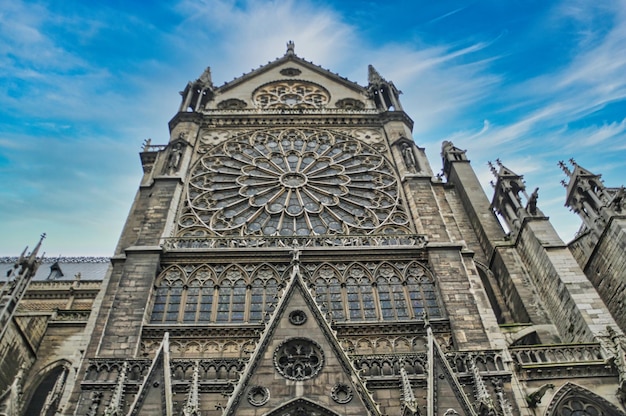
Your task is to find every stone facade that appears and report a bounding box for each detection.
[0,255,106,415]
[2,43,626,415]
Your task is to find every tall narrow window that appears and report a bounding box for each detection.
[183,280,201,323]
[151,286,169,323]
[231,280,246,322]
[165,280,183,323]
[216,280,233,322]
[314,277,345,320]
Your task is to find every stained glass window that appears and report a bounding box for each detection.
[311,261,443,322]
[178,128,409,238]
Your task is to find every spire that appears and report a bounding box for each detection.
[368,64,384,84]
[558,160,572,177]
[563,161,624,236]
[490,162,543,234]
[198,66,212,86]
[286,40,295,56]
[366,64,404,111]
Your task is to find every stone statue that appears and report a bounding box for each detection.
[527,187,539,215]
[165,143,184,174]
[401,143,418,173]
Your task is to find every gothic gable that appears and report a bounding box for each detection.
[545,382,626,416]
[222,264,380,415]
[206,46,371,111]
[265,397,342,416]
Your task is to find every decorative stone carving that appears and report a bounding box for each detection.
[217,99,247,110]
[280,67,301,76]
[330,383,353,404]
[247,386,270,406]
[179,128,408,238]
[253,81,329,109]
[289,310,307,325]
[335,98,365,110]
[273,338,324,380]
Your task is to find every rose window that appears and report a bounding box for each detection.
[253,81,330,109]
[178,128,408,237]
[274,338,324,380]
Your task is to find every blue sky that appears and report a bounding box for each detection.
[1,0,625,256]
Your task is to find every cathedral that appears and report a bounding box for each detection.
[1,42,626,415]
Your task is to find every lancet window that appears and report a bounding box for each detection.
[310,261,443,322]
[150,264,285,324]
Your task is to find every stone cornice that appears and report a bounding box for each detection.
[169,109,414,130]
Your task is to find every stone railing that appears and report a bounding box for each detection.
[510,343,615,380]
[510,343,605,366]
[83,358,246,384]
[161,234,427,251]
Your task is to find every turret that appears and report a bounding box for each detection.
[367,65,403,111]
[561,160,626,237]
[179,66,215,112]
[489,160,543,235]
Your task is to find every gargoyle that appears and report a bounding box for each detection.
[526,383,555,408]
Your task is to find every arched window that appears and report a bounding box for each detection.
[377,276,409,320]
[546,382,625,416]
[314,276,345,320]
[311,261,443,322]
[249,278,278,322]
[23,365,69,416]
[151,264,285,324]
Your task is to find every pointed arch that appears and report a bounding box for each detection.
[344,263,376,321]
[312,263,345,320]
[265,397,342,416]
[546,382,626,416]
[151,265,187,323]
[375,262,409,320]
[23,361,71,416]
[405,261,443,319]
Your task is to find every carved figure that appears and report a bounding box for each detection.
[526,383,554,408]
[401,143,418,173]
[527,187,539,215]
[165,143,184,174]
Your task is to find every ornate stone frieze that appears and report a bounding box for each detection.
[162,233,427,250]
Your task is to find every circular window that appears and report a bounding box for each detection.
[289,310,307,325]
[179,128,405,238]
[273,338,324,380]
[247,385,270,406]
[331,383,353,404]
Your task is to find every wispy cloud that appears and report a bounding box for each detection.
[0,0,625,253]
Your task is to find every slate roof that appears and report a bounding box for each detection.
[0,257,109,282]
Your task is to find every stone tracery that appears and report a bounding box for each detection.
[178,128,409,238]
[253,80,329,109]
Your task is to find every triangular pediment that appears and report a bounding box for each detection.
[496,164,521,179]
[216,51,366,95]
[126,333,173,416]
[223,265,380,416]
[207,47,371,111]
[430,329,478,416]
[565,164,603,204]
[265,397,342,416]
